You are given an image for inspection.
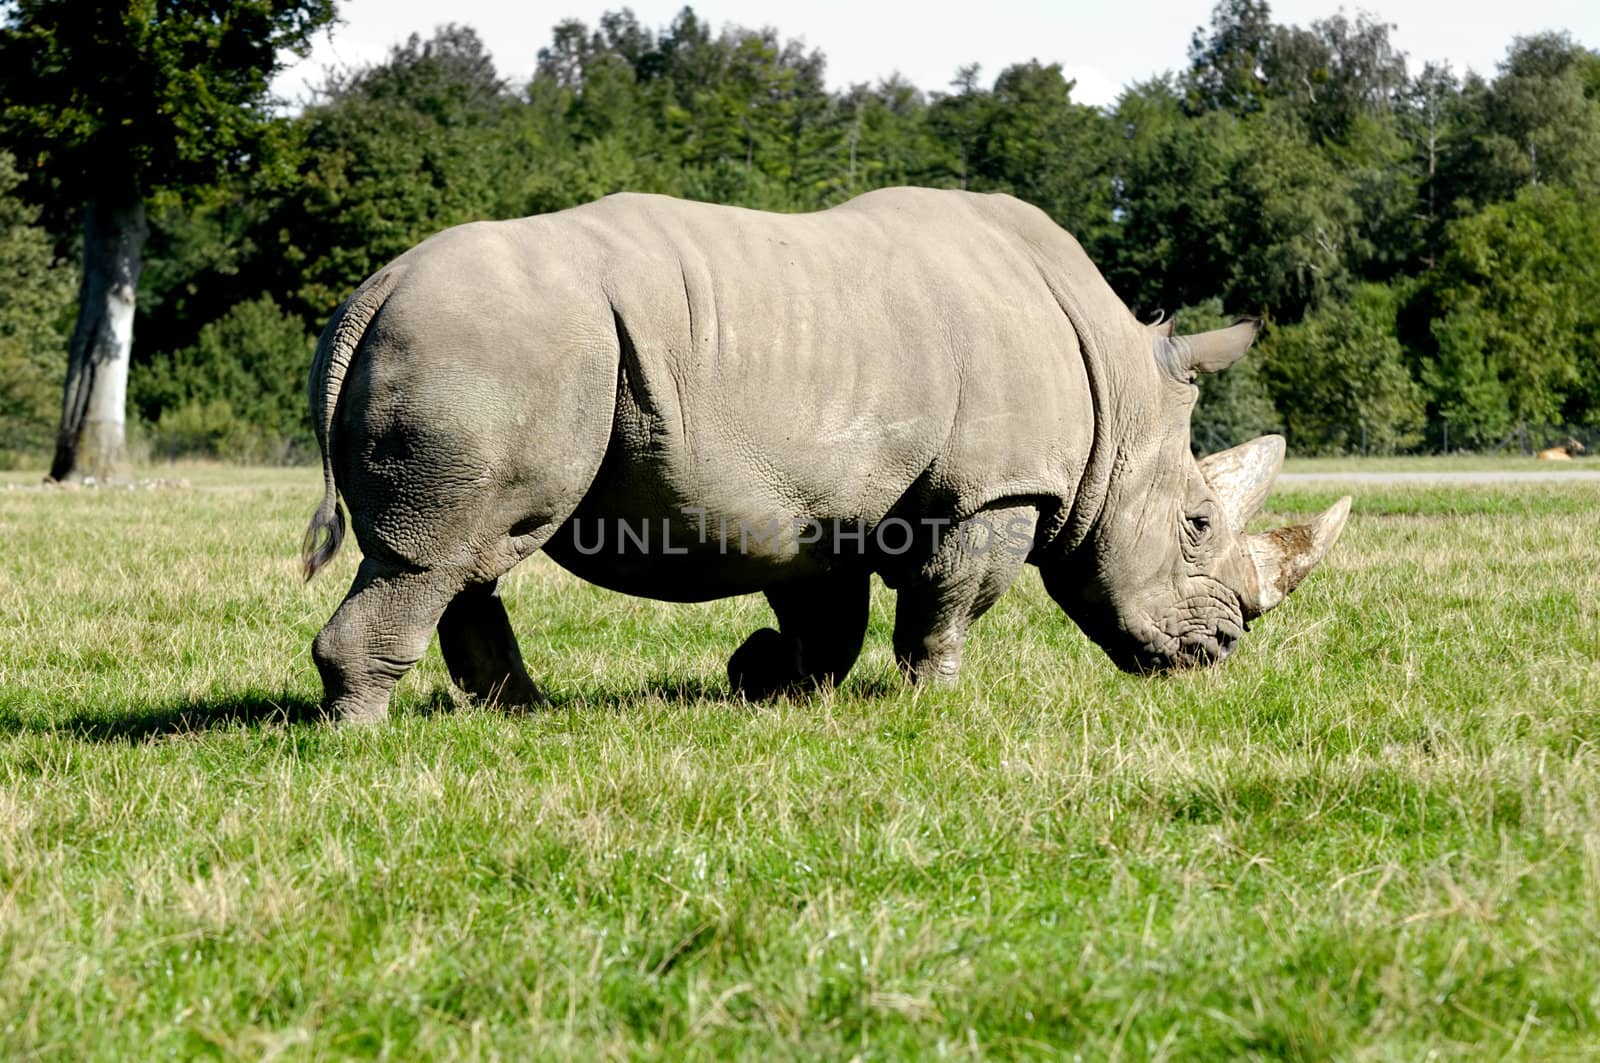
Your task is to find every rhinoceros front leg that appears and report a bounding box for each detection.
[891,504,1040,684]
[437,579,544,708]
[728,570,870,699]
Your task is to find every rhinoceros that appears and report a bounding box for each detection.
[302,187,1349,722]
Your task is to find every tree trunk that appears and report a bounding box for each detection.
[47,193,147,483]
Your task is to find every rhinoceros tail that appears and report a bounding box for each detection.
[302,266,405,582]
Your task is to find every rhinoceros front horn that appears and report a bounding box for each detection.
[1199,434,1286,534]
[1242,496,1352,618]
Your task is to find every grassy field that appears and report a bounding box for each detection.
[1282,453,1598,474]
[1,463,1598,1058]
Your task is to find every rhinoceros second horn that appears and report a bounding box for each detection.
[1245,496,1353,616]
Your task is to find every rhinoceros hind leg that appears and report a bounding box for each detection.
[438,578,545,708]
[728,571,869,699]
[314,557,466,724]
[891,504,1039,685]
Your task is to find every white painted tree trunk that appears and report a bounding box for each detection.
[49,195,147,483]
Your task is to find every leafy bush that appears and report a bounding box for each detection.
[136,295,316,463]
[145,399,283,463]
[0,150,74,466]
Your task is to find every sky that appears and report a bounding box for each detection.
[273,0,1600,109]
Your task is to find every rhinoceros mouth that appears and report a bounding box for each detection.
[1113,637,1234,674]
[1108,606,1245,674]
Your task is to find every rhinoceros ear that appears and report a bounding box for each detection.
[1198,434,1285,534]
[1145,310,1177,338]
[1158,318,1260,379]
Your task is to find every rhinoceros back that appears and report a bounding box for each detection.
[315,189,1107,595]
[552,189,1098,533]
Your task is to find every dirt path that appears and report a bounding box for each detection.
[1278,470,1600,485]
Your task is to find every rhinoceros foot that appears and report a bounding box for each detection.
[730,627,827,701]
[727,575,872,700]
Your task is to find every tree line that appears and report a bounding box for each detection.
[2,0,1598,468]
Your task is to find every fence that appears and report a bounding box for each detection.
[1192,421,1596,458]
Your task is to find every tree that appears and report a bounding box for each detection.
[338,23,507,124]
[1437,34,1600,214]
[0,0,335,480]
[1418,185,1600,444]
[678,24,842,204]
[1398,62,1461,264]
[927,64,991,189]
[250,25,519,317]
[1222,104,1362,317]
[1099,76,1231,310]
[526,9,845,212]
[1262,12,1407,146]
[1185,0,1275,115]
[1262,282,1426,453]
[966,61,1113,243]
[1105,95,1360,322]
[836,76,939,194]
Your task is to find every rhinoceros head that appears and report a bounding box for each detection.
[1042,318,1351,672]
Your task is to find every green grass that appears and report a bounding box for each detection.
[2,465,1598,1058]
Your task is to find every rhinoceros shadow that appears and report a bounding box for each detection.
[543,674,733,712]
[0,670,905,743]
[546,671,901,711]
[0,691,325,743]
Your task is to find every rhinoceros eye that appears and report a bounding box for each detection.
[1183,503,1219,548]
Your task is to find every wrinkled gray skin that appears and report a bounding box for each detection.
[303,188,1350,722]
